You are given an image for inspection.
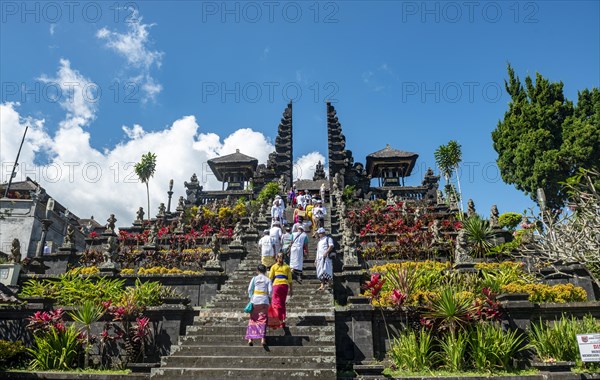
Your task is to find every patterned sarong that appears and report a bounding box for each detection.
[268,284,288,329]
[245,304,269,339]
[261,255,276,268]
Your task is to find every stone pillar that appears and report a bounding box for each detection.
[347,297,375,364]
[35,219,53,259]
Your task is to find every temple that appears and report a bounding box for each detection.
[207,149,258,191]
[366,144,418,187]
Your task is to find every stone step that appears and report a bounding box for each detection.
[178,333,335,346]
[151,367,336,379]
[193,312,335,326]
[185,325,334,336]
[211,290,334,299]
[160,354,336,369]
[170,344,335,356]
[204,304,333,312]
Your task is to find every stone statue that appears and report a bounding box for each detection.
[233,221,243,243]
[278,175,287,194]
[455,229,472,264]
[414,207,422,220]
[332,173,339,192]
[136,207,145,223]
[175,218,185,234]
[436,190,445,205]
[248,211,257,231]
[209,234,221,261]
[184,173,201,204]
[62,225,75,248]
[146,224,158,249]
[386,190,395,206]
[467,199,476,218]
[490,205,500,228]
[105,214,117,234]
[102,236,117,265]
[259,203,267,220]
[157,203,166,217]
[176,196,186,213]
[10,238,21,264]
[430,219,441,244]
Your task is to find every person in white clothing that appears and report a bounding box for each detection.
[288,225,309,283]
[319,183,326,203]
[271,198,284,222]
[245,264,272,346]
[258,229,276,268]
[269,222,283,253]
[312,200,326,233]
[315,227,334,291]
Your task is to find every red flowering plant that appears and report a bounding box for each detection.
[26,308,66,336]
[362,273,386,299]
[100,296,153,363]
[471,287,502,322]
[348,200,464,261]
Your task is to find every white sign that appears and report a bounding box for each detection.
[577,333,600,362]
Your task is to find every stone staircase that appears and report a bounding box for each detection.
[151,210,337,379]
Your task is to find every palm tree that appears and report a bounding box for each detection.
[134,152,157,221]
[434,141,464,212]
[434,143,455,200]
[447,140,464,212]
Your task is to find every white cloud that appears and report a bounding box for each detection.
[38,59,98,130]
[293,152,326,181]
[1,103,275,231]
[96,9,163,103]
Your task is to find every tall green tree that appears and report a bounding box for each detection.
[492,64,599,210]
[134,152,157,220]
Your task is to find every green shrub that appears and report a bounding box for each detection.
[28,325,81,370]
[20,274,168,307]
[469,323,527,371]
[498,212,522,231]
[529,315,600,362]
[439,331,468,372]
[0,340,27,369]
[388,328,437,372]
[501,283,587,303]
[462,216,494,257]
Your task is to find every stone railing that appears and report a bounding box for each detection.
[196,190,254,205]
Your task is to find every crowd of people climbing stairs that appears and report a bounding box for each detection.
[246,187,335,347]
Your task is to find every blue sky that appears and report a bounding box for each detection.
[1,1,599,224]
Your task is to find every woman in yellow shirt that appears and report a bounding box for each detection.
[268,252,292,329]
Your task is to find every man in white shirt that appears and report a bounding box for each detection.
[313,200,326,229]
[258,229,276,268]
[269,221,283,253]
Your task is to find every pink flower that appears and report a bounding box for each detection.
[391,289,407,306]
